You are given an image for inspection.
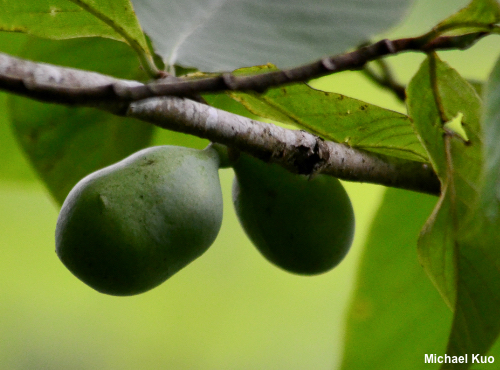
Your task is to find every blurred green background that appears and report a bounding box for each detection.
[1,0,499,369]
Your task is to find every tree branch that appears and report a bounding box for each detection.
[126,96,440,195]
[0,50,440,195]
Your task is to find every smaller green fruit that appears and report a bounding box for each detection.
[55,145,223,296]
[232,154,355,275]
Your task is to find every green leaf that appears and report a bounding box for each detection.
[341,188,451,370]
[7,37,154,204]
[407,57,482,310]
[131,0,415,72]
[407,54,500,369]
[0,92,38,184]
[482,52,500,208]
[416,191,457,310]
[436,0,500,34]
[405,62,448,178]
[150,127,209,150]
[451,50,500,364]
[227,66,428,162]
[1,0,157,76]
[203,92,258,121]
[468,79,484,96]
[0,32,38,183]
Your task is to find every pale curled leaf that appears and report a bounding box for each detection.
[131,0,414,72]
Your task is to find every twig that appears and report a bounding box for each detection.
[0,33,488,105]
[362,59,406,103]
[67,0,161,78]
[122,32,488,99]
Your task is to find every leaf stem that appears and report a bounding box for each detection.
[68,0,161,79]
[362,60,406,103]
[428,53,449,125]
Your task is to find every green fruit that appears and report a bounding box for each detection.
[232,154,355,275]
[55,145,223,296]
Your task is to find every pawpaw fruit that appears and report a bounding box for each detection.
[56,145,223,296]
[232,153,354,275]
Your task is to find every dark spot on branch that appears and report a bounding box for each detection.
[289,140,329,175]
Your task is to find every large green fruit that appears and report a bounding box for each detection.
[232,154,355,275]
[56,145,223,296]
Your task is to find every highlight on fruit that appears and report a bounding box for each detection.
[55,145,223,296]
